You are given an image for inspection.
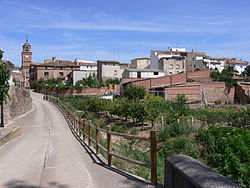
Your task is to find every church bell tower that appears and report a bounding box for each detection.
[21,39,32,88]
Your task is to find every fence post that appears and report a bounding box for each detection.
[150,129,157,185]
[107,125,112,166]
[82,121,85,141]
[96,124,100,155]
[88,122,91,146]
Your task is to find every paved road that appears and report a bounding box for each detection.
[0,92,155,188]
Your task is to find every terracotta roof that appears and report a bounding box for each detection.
[36,60,79,67]
[152,50,188,54]
[204,56,227,60]
[97,60,119,64]
[193,52,206,56]
[79,62,97,66]
[1,60,15,68]
[31,62,43,65]
[131,57,150,61]
[125,68,164,72]
[121,78,145,84]
[225,58,249,65]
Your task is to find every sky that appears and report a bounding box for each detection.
[1,0,250,66]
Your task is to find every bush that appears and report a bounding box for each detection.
[123,85,147,100]
[197,126,250,187]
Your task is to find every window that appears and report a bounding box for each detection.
[169,72,173,75]
[45,66,48,69]
[176,58,182,61]
[154,72,159,75]
[169,64,173,69]
[59,72,64,76]
[87,66,89,68]
[137,72,141,78]
[44,72,49,77]
[114,70,118,76]
[176,65,180,69]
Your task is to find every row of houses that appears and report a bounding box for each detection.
[2,41,250,100]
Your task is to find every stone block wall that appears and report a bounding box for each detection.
[0,86,32,124]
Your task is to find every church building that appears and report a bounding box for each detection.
[21,40,81,88]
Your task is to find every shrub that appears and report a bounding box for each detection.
[123,85,147,100]
[197,126,250,187]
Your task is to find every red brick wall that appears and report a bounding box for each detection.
[171,73,187,85]
[151,76,171,87]
[201,82,235,103]
[187,70,211,79]
[165,84,201,102]
[132,79,151,90]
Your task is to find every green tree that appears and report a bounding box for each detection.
[242,65,250,77]
[123,85,147,100]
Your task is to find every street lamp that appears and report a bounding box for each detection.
[45,83,48,100]
[0,48,4,127]
[56,84,59,99]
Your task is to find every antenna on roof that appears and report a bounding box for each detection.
[26,34,28,42]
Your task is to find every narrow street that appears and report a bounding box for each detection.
[0,92,154,188]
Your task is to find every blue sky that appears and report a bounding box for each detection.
[1,0,250,66]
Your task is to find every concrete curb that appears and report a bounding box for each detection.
[0,126,21,148]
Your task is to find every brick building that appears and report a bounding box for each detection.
[20,40,81,87]
[122,70,235,104]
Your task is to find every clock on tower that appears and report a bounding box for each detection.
[21,39,32,88]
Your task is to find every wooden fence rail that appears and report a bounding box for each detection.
[48,96,157,185]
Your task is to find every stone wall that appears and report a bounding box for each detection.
[165,154,242,188]
[0,86,32,124]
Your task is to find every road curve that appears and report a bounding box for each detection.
[0,92,155,188]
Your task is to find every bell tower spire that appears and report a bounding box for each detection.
[21,38,32,88]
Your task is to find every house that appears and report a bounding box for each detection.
[186,51,207,72]
[225,58,249,75]
[130,57,150,69]
[150,48,188,75]
[203,56,226,73]
[31,58,80,82]
[1,60,15,86]
[97,60,125,82]
[67,70,97,85]
[122,68,165,79]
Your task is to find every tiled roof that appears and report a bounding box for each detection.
[1,60,15,68]
[225,58,249,65]
[204,56,227,60]
[97,60,119,63]
[131,57,150,61]
[152,50,188,54]
[37,60,79,67]
[79,62,97,66]
[125,68,164,72]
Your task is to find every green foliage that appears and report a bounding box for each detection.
[75,74,103,88]
[210,66,238,89]
[105,78,120,85]
[0,61,10,101]
[242,65,250,77]
[158,119,193,142]
[189,108,250,128]
[197,126,250,187]
[123,85,147,100]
